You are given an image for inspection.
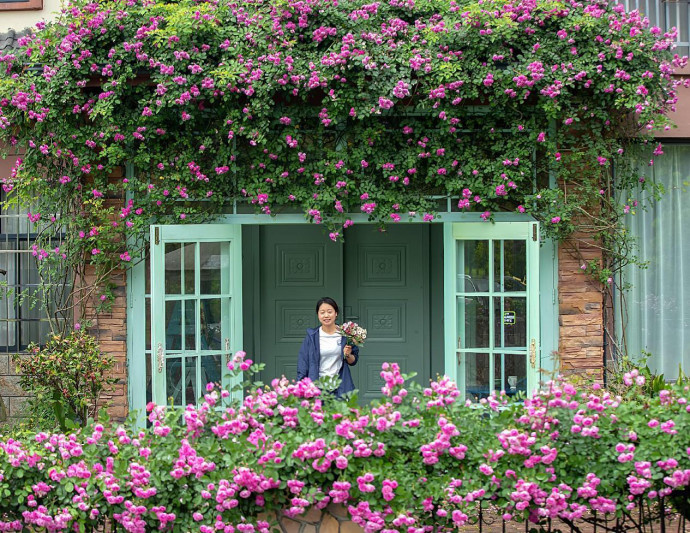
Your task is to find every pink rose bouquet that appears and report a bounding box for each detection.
[337,321,367,347]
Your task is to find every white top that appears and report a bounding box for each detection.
[319,327,342,379]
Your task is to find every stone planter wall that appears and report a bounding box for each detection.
[261,505,362,533]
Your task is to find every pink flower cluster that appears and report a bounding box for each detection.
[0,0,681,268]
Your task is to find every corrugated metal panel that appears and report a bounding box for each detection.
[616,0,689,56]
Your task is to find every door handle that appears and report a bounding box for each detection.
[530,338,536,368]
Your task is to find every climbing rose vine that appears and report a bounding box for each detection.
[1,354,690,531]
[0,0,685,307]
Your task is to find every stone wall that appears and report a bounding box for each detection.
[0,354,27,422]
[557,232,605,379]
[261,504,362,533]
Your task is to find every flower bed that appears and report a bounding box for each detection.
[0,354,689,532]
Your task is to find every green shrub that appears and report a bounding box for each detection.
[12,331,118,431]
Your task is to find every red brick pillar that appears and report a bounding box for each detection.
[83,166,130,422]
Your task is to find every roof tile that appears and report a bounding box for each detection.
[0,29,32,52]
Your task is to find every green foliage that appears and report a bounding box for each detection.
[606,353,688,398]
[0,0,681,325]
[11,331,119,431]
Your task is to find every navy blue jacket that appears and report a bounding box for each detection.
[297,327,359,397]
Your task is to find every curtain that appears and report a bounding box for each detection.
[623,145,690,379]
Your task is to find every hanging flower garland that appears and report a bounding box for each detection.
[0,0,683,296]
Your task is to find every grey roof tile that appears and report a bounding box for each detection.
[0,28,32,52]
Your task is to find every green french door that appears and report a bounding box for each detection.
[150,224,243,406]
[344,225,429,404]
[445,222,540,400]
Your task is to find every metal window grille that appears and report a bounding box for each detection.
[0,190,55,351]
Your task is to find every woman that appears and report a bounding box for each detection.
[297,297,359,397]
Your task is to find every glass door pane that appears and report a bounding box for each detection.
[494,353,528,397]
[465,352,490,401]
[151,225,242,407]
[451,223,538,400]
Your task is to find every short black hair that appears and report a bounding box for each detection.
[315,297,339,315]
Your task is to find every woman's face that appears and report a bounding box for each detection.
[317,303,337,328]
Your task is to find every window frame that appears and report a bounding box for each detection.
[0,188,64,352]
[0,0,43,11]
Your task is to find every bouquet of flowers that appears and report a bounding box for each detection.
[337,321,367,347]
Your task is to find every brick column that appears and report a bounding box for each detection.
[557,233,604,379]
[83,165,130,422]
[84,268,129,422]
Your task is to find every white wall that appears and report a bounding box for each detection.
[2,0,62,33]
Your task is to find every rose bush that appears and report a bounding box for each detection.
[0,352,688,532]
[0,0,686,315]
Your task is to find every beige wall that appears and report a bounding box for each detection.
[657,76,690,139]
[1,0,61,33]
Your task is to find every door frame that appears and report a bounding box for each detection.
[127,215,557,421]
[443,221,541,398]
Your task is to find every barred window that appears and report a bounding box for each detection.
[0,189,54,351]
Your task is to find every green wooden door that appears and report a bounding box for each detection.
[258,226,343,383]
[150,224,242,406]
[257,225,429,401]
[445,222,540,400]
[345,225,429,403]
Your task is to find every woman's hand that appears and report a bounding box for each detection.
[344,344,354,364]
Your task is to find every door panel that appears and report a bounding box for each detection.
[258,224,430,402]
[345,225,429,403]
[258,226,343,383]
